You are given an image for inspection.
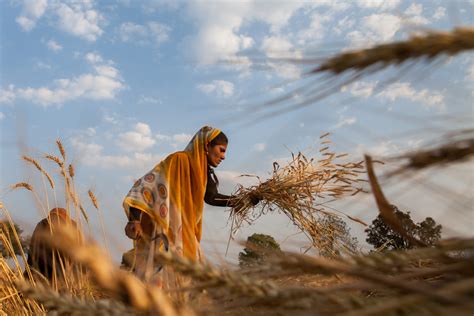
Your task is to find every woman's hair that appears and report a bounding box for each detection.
[209,131,228,147]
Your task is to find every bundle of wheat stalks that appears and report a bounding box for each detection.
[229,133,368,256]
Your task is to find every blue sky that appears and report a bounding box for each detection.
[1,0,473,263]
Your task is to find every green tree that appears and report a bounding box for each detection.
[319,214,360,257]
[416,217,442,246]
[0,220,30,257]
[365,205,442,250]
[239,233,281,267]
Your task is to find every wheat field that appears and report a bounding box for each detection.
[1,28,473,316]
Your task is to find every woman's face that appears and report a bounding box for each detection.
[206,143,227,168]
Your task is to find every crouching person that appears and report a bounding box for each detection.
[25,208,84,283]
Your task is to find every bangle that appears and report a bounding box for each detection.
[128,220,140,223]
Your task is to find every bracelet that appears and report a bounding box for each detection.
[128,220,140,223]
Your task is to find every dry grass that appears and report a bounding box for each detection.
[229,133,368,256]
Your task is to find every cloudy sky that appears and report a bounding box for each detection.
[1,0,473,264]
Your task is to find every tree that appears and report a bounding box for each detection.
[318,214,360,257]
[239,233,281,267]
[0,220,30,257]
[416,217,442,246]
[365,205,442,251]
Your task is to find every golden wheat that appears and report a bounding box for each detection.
[56,139,66,162]
[88,190,99,210]
[11,182,34,192]
[22,156,55,189]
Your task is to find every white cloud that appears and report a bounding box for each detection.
[197,80,235,98]
[119,21,171,45]
[186,1,350,67]
[10,55,124,106]
[348,13,401,48]
[103,113,118,124]
[377,82,445,110]
[260,36,302,79]
[356,0,401,10]
[154,132,192,147]
[333,16,355,36]
[35,61,52,69]
[46,39,62,52]
[85,52,103,64]
[261,36,300,59]
[15,1,104,41]
[342,81,377,98]
[364,14,401,42]
[334,116,357,128]
[433,7,446,20]
[85,127,96,137]
[119,22,146,41]
[15,0,48,31]
[148,22,171,44]
[172,133,192,143]
[0,112,4,121]
[117,122,156,152]
[55,2,103,41]
[0,85,16,104]
[253,143,266,152]
[405,3,422,16]
[356,140,400,157]
[466,63,474,81]
[138,95,161,104]
[156,133,171,142]
[70,136,164,170]
[403,3,429,25]
[186,1,318,64]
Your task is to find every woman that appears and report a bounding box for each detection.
[123,126,257,285]
[25,208,83,282]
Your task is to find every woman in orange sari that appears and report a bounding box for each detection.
[123,126,254,287]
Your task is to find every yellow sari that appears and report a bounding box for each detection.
[123,126,221,283]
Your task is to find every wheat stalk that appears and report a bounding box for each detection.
[22,156,55,189]
[68,164,75,178]
[46,228,188,315]
[88,190,99,210]
[155,250,280,298]
[10,182,33,192]
[315,27,474,75]
[56,139,66,162]
[45,154,64,168]
[17,282,138,316]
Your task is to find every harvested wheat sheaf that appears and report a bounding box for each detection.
[229,134,368,256]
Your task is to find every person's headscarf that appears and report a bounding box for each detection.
[123,126,222,260]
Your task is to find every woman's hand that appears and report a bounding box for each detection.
[125,221,143,240]
[249,193,262,206]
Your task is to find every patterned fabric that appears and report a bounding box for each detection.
[123,126,221,263]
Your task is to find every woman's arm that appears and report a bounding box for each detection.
[204,177,232,207]
[204,168,233,207]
